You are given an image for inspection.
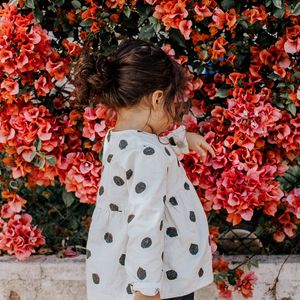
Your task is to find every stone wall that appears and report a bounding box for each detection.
[0,255,299,300]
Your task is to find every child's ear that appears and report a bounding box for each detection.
[151,90,164,110]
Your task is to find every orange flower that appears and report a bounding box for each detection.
[211,36,227,60]
[45,53,70,81]
[61,39,82,57]
[1,78,19,95]
[242,5,268,24]
[194,1,212,22]
[66,9,77,25]
[90,21,100,32]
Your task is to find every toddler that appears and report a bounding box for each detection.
[72,38,215,300]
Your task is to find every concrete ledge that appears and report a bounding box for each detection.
[0,255,299,300]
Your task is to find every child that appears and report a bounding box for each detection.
[72,38,215,300]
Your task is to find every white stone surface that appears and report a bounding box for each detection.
[0,255,299,300]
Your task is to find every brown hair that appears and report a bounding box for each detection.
[70,38,190,124]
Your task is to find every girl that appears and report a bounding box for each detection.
[72,38,215,300]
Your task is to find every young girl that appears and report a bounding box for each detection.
[72,38,215,300]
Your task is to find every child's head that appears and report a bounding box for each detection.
[72,38,189,133]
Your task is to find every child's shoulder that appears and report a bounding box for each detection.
[106,130,171,165]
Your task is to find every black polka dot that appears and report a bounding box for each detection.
[198,268,204,277]
[126,283,133,294]
[143,147,155,155]
[104,232,113,243]
[126,169,133,180]
[164,147,171,156]
[135,182,146,193]
[107,130,111,142]
[160,220,163,231]
[127,214,135,223]
[86,249,91,259]
[119,253,126,266]
[119,139,128,149]
[163,195,166,204]
[184,182,190,190]
[109,203,120,211]
[189,211,196,222]
[92,273,100,284]
[166,270,177,280]
[169,197,178,206]
[161,251,164,260]
[189,243,199,255]
[141,237,152,248]
[113,176,124,186]
[166,227,178,237]
[168,137,177,146]
[107,154,113,162]
[137,267,146,280]
[98,186,104,196]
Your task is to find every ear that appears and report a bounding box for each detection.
[151,90,164,111]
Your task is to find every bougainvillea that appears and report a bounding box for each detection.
[0,0,299,298]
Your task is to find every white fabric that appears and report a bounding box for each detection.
[86,125,213,300]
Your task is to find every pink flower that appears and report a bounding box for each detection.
[0,213,45,261]
[178,19,193,40]
[235,271,257,298]
[285,188,300,218]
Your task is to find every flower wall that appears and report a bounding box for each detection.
[0,0,299,299]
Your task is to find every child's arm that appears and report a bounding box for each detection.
[163,124,216,161]
[185,131,216,162]
[118,147,167,299]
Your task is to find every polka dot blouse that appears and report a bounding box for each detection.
[85,125,213,300]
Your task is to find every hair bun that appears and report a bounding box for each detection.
[94,54,115,89]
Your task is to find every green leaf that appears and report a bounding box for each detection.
[215,88,229,98]
[227,269,236,286]
[273,7,285,18]
[100,12,110,18]
[123,7,131,18]
[71,0,81,9]
[34,137,42,151]
[62,189,76,208]
[55,0,65,6]
[276,83,286,88]
[29,151,36,162]
[138,24,155,40]
[287,103,296,116]
[169,28,186,48]
[79,18,94,27]
[25,0,35,9]
[292,2,300,16]
[272,0,283,9]
[34,6,43,22]
[267,72,280,81]
[266,0,272,7]
[45,155,57,166]
[34,157,45,169]
[221,0,235,10]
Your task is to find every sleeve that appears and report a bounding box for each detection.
[119,146,168,296]
[161,124,190,155]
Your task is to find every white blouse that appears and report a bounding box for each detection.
[85,125,213,300]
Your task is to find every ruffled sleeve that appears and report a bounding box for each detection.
[161,124,189,155]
